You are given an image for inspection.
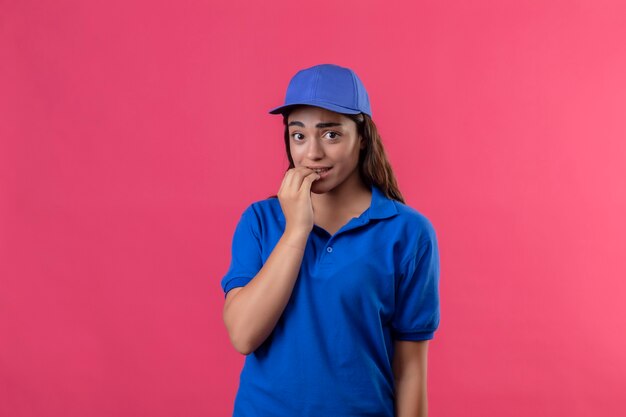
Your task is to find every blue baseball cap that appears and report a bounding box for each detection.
[268,63,372,118]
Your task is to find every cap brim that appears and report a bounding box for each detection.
[268,101,362,116]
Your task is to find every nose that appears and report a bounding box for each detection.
[306,137,324,159]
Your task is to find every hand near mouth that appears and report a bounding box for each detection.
[277,167,322,234]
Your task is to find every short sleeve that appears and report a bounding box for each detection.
[391,226,441,341]
[220,205,264,298]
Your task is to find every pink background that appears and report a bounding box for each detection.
[2,0,625,416]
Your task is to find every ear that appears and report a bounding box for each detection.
[359,135,366,150]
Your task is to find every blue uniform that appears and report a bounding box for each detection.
[220,183,440,417]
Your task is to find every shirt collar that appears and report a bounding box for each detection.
[367,183,398,220]
[275,182,398,224]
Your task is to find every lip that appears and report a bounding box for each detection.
[306,166,332,169]
[312,166,332,180]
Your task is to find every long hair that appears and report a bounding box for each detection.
[266,110,405,204]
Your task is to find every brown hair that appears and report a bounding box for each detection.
[266,109,405,204]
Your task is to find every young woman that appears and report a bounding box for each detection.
[221,63,440,417]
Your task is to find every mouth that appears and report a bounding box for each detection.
[309,166,332,180]
[307,166,332,174]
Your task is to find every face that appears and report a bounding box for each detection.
[287,105,365,194]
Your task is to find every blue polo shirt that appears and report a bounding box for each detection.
[220,183,440,417]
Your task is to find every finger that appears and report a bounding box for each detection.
[288,167,311,193]
[284,168,298,193]
[294,166,315,183]
[299,171,321,193]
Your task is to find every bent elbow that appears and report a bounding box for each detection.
[223,320,255,355]
[232,336,255,356]
[231,331,260,356]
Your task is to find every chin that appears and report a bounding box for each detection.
[311,181,330,194]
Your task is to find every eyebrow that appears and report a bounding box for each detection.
[288,121,343,128]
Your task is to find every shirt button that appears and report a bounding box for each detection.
[326,246,333,253]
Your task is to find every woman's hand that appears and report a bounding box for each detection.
[277,167,321,234]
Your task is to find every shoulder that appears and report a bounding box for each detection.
[392,200,438,241]
[238,196,284,232]
[385,200,439,267]
[245,195,281,218]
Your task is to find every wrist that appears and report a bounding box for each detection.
[281,228,309,250]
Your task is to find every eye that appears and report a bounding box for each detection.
[289,131,341,141]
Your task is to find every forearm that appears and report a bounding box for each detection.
[223,228,309,355]
[394,375,428,417]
